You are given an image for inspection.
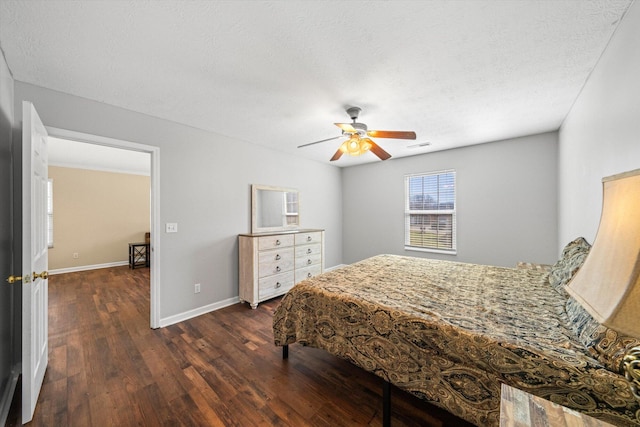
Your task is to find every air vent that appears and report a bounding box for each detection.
[407,142,431,148]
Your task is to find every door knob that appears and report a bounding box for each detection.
[33,271,48,280]
[6,275,22,284]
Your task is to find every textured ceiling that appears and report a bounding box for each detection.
[48,137,150,176]
[0,0,633,166]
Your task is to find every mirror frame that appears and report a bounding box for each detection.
[251,184,300,233]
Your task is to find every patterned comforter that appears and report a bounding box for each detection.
[272,254,640,426]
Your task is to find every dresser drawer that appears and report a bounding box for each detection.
[295,231,322,245]
[259,253,295,277]
[295,264,322,283]
[259,271,294,299]
[258,234,294,250]
[295,243,321,258]
[295,253,322,269]
[258,247,294,266]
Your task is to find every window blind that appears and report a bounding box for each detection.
[404,170,456,252]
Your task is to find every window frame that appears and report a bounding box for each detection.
[404,170,457,255]
[284,191,299,225]
[47,178,54,248]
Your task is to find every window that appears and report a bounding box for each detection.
[285,191,298,225]
[405,170,456,253]
[47,178,54,248]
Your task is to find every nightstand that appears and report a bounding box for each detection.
[128,242,150,269]
[499,384,614,426]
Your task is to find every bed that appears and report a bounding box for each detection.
[272,238,640,426]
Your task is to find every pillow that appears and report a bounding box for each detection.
[548,237,591,295]
[565,296,640,373]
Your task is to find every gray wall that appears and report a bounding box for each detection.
[13,82,343,322]
[342,132,558,267]
[558,1,640,248]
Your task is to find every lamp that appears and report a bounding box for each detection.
[338,134,372,156]
[565,169,640,398]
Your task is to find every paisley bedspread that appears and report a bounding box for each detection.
[272,254,640,426]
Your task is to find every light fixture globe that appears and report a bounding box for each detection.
[346,135,362,156]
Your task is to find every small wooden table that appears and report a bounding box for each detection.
[128,242,150,269]
[500,384,614,427]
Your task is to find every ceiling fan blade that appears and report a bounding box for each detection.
[367,130,416,140]
[330,147,344,161]
[297,135,343,148]
[367,139,392,161]
[335,123,356,133]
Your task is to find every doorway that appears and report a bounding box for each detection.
[45,127,161,328]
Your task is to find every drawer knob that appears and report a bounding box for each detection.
[306,248,312,254]
[275,254,281,260]
[275,282,281,288]
[307,259,312,265]
[275,239,281,246]
[307,236,312,242]
[276,266,281,272]
[307,272,312,278]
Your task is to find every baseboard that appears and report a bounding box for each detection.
[156,265,345,328]
[0,367,19,427]
[159,296,240,328]
[49,261,129,275]
[325,264,347,271]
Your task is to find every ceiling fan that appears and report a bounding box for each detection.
[298,107,417,161]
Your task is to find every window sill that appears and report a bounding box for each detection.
[404,246,457,256]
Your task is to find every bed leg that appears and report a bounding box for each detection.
[282,344,288,359]
[383,380,391,427]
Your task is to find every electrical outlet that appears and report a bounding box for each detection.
[73,252,79,259]
[194,283,201,293]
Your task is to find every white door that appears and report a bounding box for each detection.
[22,101,49,422]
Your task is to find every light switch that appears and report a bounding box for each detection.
[166,223,178,233]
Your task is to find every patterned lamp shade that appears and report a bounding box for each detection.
[565,169,640,339]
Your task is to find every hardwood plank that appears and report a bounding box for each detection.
[181,389,230,426]
[66,372,91,426]
[87,390,119,426]
[23,265,474,426]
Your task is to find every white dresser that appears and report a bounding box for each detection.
[238,229,324,309]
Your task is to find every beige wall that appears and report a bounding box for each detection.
[48,166,150,270]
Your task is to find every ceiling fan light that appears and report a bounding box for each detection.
[346,135,362,156]
[338,141,349,154]
[346,142,371,156]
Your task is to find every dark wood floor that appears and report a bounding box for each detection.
[28,266,474,426]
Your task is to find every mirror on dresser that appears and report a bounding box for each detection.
[251,184,299,233]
